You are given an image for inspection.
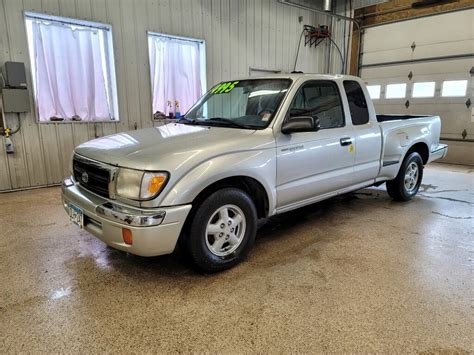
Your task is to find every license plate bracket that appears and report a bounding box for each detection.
[67,203,84,228]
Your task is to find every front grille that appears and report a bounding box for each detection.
[73,156,111,198]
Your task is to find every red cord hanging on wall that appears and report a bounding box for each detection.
[304,25,331,48]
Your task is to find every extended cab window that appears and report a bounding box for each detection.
[288,81,344,129]
[343,80,370,125]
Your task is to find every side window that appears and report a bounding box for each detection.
[148,33,206,119]
[343,80,370,125]
[289,81,344,129]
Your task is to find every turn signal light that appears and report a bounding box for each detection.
[148,175,166,195]
[122,228,133,245]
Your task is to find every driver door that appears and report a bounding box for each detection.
[275,80,355,210]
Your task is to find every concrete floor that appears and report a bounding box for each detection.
[0,163,472,353]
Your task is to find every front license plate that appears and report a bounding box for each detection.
[67,203,84,228]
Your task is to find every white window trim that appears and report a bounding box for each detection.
[24,11,119,123]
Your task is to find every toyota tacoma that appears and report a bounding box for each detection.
[62,74,448,272]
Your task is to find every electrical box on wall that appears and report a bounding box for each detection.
[2,61,27,88]
[0,61,29,155]
[1,61,30,113]
[2,89,30,113]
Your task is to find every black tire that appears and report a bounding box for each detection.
[184,187,257,273]
[386,152,423,201]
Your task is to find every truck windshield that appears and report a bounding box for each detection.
[183,79,292,129]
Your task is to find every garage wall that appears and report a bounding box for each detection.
[360,8,474,165]
[0,0,347,192]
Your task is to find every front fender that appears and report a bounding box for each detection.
[159,149,277,215]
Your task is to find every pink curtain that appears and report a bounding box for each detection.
[148,36,202,116]
[31,20,112,122]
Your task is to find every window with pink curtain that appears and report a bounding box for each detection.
[25,13,118,122]
[148,34,206,118]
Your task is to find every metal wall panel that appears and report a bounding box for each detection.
[0,0,346,191]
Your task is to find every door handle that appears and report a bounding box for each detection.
[340,137,353,146]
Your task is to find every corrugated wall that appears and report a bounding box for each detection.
[328,0,352,75]
[0,0,347,192]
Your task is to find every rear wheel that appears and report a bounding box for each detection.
[184,187,257,273]
[386,152,423,201]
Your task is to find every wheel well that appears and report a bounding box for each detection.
[177,176,270,248]
[190,176,269,219]
[406,142,429,165]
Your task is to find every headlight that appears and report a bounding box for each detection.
[116,169,168,200]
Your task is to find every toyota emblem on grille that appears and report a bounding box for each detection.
[81,172,89,184]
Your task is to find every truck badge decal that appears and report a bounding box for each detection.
[281,145,304,152]
[81,172,89,184]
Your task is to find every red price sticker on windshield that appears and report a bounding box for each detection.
[211,81,239,94]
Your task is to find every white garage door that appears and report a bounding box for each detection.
[360,9,474,165]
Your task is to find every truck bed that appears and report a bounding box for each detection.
[376,114,432,122]
[376,114,443,180]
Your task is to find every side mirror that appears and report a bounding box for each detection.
[281,116,320,134]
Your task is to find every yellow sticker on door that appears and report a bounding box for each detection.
[349,144,354,153]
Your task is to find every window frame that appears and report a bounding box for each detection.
[147,31,207,119]
[284,80,346,130]
[24,11,119,124]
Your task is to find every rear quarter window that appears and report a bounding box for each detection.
[343,80,370,126]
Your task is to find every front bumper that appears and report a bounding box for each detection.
[61,178,192,257]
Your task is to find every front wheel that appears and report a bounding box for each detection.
[386,152,423,201]
[184,187,257,273]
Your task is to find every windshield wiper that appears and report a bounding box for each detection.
[177,116,198,124]
[206,117,254,129]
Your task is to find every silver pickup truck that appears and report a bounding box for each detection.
[62,74,447,272]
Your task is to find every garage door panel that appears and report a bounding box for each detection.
[361,59,473,79]
[440,140,474,165]
[361,9,473,165]
[363,9,474,62]
[412,39,474,60]
[373,103,472,137]
[408,106,472,137]
[363,48,413,66]
[363,39,473,66]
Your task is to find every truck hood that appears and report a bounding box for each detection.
[74,123,272,171]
